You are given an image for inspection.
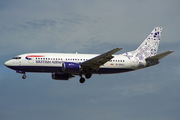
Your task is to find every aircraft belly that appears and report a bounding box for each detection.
[94,68,135,74]
[7,66,63,73]
[8,65,135,74]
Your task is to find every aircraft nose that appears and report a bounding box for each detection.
[4,60,11,67]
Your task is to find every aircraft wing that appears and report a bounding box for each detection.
[80,48,122,71]
[146,51,174,61]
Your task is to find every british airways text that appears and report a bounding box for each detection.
[36,60,62,64]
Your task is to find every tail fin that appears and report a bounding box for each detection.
[123,27,162,59]
[122,27,163,67]
[135,27,162,58]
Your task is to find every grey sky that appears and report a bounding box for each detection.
[0,0,179,120]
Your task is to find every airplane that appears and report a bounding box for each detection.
[4,27,174,83]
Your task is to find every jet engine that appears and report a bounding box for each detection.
[62,62,81,72]
[52,73,74,80]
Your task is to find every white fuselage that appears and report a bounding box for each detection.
[5,53,138,74]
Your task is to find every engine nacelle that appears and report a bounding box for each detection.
[62,62,81,72]
[52,73,74,80]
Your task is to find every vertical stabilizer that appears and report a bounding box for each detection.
[123,27,163,67]
[135,27,162,58]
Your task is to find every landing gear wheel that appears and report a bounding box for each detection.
[85,73,92,79]
[79,77,85,83]
[22,75,26,79]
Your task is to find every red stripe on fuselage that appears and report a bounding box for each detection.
[26,55,45,57]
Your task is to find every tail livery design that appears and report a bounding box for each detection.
[4,27,174,83]
[122,27,173,68]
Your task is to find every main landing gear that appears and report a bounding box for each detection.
[79,73,92,83]
[85,73,92,79]
[79,77,85,83]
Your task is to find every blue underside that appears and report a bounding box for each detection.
[7,66,134,74]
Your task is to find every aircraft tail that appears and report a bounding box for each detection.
[123,27,162,59]
[122,27,163,67]
[135,27,162,58]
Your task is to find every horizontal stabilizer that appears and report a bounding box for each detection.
[146,51,174,60]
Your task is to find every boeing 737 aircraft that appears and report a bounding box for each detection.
[4,27,174,83]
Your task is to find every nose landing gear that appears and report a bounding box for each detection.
[22,74,26,79]
[16,70,26,79]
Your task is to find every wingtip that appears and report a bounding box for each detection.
[167,50,175,54]
[117,48,123,50]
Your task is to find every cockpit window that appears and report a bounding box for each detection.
[12,57,21,59]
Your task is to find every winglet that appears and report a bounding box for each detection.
[146,50,174,61]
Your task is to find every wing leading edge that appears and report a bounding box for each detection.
[80,48,122,71]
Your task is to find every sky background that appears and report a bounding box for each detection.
[0,0,180,120]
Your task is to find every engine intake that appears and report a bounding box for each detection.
[52,73,74,80]
[62,62,81,72]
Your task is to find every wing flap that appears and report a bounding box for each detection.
[80,48,122,71]
[146,51,174,60]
